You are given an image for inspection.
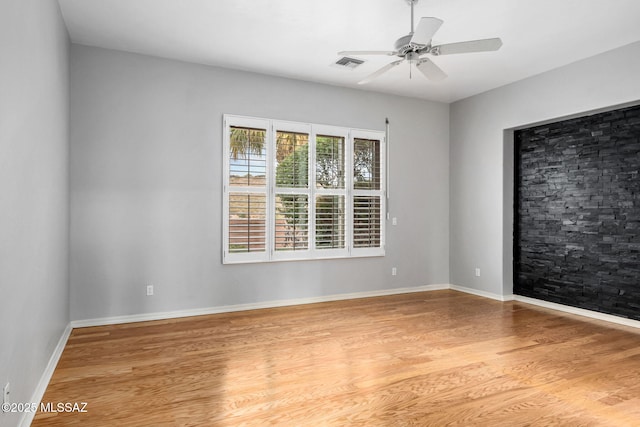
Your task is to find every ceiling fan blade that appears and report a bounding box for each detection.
[416,58,447,81]
[338,50,397,56]
[410,17,443,46]
[358,60,403,85]
[434,38,503,55]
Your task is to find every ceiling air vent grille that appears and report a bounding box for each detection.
[334,56,365,69]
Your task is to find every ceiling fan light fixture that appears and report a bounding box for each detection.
[406,52,419,64]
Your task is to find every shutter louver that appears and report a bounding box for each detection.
[275,194,309,251]
[316,195,345,249]
[316,135,345,189]
[229,127,267,187]
[228,193,267,253]
[353,196,381,248]
[354,138,381,190]
[275,131,309,188]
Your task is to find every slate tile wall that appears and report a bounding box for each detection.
[514,104,640,320]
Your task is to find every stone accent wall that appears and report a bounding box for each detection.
[514,104,640,320]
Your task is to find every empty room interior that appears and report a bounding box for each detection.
[3,0,640,425]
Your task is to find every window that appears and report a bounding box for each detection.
[223,115,385,264]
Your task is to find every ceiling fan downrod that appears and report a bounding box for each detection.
[410,0,415,34]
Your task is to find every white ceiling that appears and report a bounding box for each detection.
[58,0,640,103]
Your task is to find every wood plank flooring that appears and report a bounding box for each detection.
[32,290,640,426]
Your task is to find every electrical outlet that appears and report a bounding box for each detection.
[146,285,154,296]
[392,267,397,276]
[475,268,481,277]
[3,382,9,405]
[392,217,397,226]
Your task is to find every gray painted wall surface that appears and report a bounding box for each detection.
[450,41,640,297]
[69,45,450,321]
[0,1,70,425]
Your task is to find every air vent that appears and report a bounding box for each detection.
[334,56,365,69]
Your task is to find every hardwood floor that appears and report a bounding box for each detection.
[32,290,640,426]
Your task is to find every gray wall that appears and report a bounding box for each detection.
[0,1,70,425]
[450,41,640,297]
[69,45,450,321]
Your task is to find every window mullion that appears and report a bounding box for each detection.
[268,122,274,260]
[346,131,353,255]
[310,129,317,256]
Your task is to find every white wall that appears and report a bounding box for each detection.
[0,1,69,425]
[450,41,640,297]
[69,45,450,321]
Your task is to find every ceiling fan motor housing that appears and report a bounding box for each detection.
[395,34,430,57]
[394,34,413,52]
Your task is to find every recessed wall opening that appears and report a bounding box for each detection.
[508,103,640,320]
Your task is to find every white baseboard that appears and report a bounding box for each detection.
[71,284,451,328]
[449,284,514,302]
[513,295,640,329]
[76,284,640,330]
[20,322,72,427]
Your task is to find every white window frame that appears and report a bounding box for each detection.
[223,114,385,264]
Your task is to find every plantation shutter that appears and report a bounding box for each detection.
[313,126,350,258]
[223,115,384,264]
[273,122,312,260]
[223,117,271,263]
[351,131,385,256]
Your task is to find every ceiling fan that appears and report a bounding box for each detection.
[338,0,503,84]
